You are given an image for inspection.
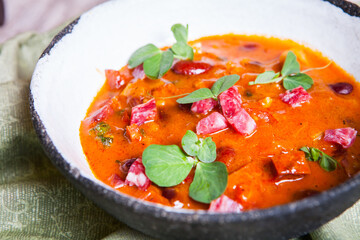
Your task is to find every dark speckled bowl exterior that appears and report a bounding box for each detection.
[30,1,360,239]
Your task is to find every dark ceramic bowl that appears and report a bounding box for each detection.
[30,0,360,239]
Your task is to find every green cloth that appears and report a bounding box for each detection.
[0,26,359,240]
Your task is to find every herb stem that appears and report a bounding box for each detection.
[301,61,332,74]
[157,93,190,100]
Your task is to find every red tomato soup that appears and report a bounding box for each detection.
[80,34,360,212]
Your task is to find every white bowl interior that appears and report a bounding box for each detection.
[31,0,360,187]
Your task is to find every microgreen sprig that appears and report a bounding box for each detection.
[128,24,194,79]
[300,146,338,172]
[249,51,332,90]
[142,130,228,203]
[176,74,240,104]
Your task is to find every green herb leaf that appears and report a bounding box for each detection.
[182,130,217,162]
[159,50,174,78]
[170,24,194,60]
[128,24,194,79]
[143,131,226,204]
[320,154,338,172]
[182,130,200,157]
[197,137,217,163]
[141,50,174,79]
[211,74,240,96]
[300,146,338,172]
[143,52,162,79]
[281,51,300,76]
[247,51,319,91]
[300,146,311,160]
[171,42,194,60]
[171,24,188,43]
[176,88,215,104]
[189,162,228,203]
[249,71,280,85]
[283,73,313,90]
[128,44,161,69]
[175,74,240,104]
[310,147,320,161]
[142,145,195,187]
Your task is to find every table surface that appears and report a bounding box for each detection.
[0,0,107,43]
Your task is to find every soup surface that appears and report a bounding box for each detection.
[80,34,360,211]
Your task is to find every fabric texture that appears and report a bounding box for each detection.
[0,25,359,240]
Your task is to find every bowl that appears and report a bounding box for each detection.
[30,0,360,239]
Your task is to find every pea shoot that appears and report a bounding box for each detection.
[142,130,228,203]
[176,74,240,104]
[300,146,338,172]
[249,51,332,90]
[128,24,194,79]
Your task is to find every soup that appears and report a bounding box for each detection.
[80,28,360,212]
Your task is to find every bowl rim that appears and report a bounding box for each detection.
[30,0,360,225]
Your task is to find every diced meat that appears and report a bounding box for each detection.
[280,86,311,108]
[219,87,256,135]
[217,147,236,168]
[191,98,218,114]
[125,158,151,191]
[219,86,242,118]
[172,60,212,75]
[208,195,243,213]
[342,155,360,177]
[196,112,228,135]
[227,108,257,135]
[217,147,252,174]
[90,102,114,123]
[126,124,142,141]
[130,98,157,126]
[109,95,127,112]
[127,97,142,108]
[272,152,311,175]
[132,64,145,80]
[105,69,125,90]
[324,127,357,148]
[109,174,125,189]
[229,161,273,209]
[119,158,137,174]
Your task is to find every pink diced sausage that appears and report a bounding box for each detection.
[219,86,242,118]
[191,98,218,114]
[228,108,257,135]
[130,99,157,126]
[324,127,357,148]
[196,112,228,135]
[208,195,243,213]
[219,87,256,135]
[109,174,125,189]
[105,69,125,90]
[132,64,145,80]
[91,101,114,123]
[280,86,311,108]
[125,158,151,190]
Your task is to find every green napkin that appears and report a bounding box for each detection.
[0,26,359,240]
